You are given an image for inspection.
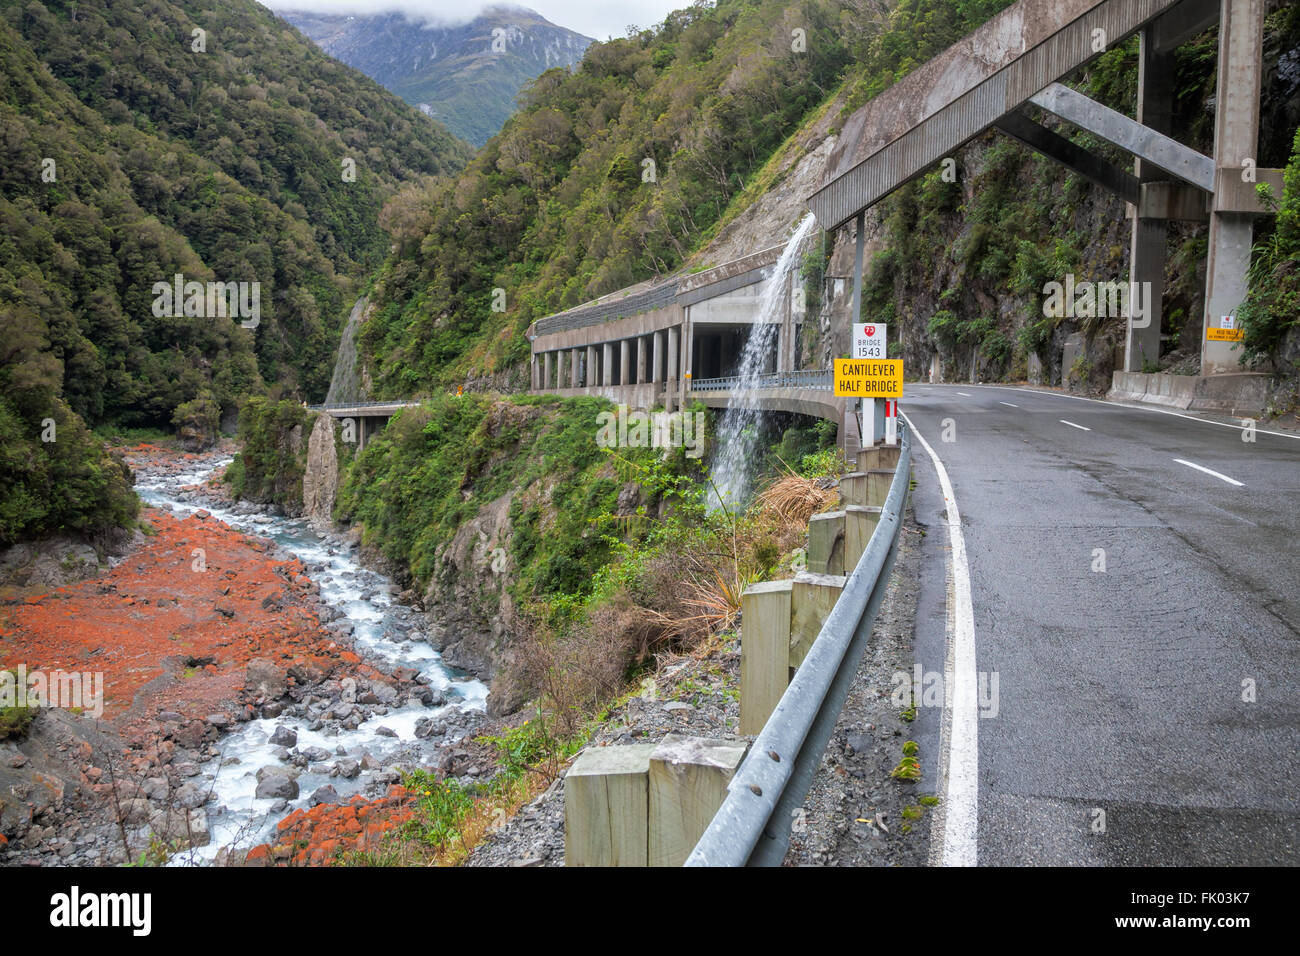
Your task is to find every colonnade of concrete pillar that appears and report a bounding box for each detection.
[533,326,689,409]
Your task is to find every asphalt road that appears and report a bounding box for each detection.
[899,385,1300,866]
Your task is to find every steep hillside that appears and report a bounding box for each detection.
[356,0,973,396]
[353,0,1299,408]
[282,6,592,147]
[0,0,469,544]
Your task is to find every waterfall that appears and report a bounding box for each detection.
[325,295,369,405]
[709,214,817,512]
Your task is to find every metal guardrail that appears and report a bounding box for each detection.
[685,420,911,866]
[689,368,832,392]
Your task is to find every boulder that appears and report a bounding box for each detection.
[254,771,298,801]
[246,659,288,699]
[309,784,340,807]
[268,726,298,748]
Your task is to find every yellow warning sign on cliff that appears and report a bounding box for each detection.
[1206,328,1244,342]
[834,359,903,398]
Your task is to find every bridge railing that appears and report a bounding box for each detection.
[689,368,832,392]
[306,400,419,412]
[685,420,911,866]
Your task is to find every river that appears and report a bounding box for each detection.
[133,454,488,863]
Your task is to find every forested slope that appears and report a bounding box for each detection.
[0,0,469,544]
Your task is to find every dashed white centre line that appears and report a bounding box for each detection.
[1059,419,1090,431]
[998,401,1019,408]
[1173,458,1244,487]
[956,391,972,396]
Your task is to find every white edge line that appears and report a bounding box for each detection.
[1173,458,1245,487]
[900,410,978,867]
[1059,419,1091,431]
[998,401,1019,408]
[946,383,1300,442]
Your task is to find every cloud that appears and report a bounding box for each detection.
[260,1,687,42]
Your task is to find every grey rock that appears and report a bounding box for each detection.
[269,726,298,748]
[309,784,341,807]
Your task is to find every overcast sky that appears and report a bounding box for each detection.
[262,1,690,42]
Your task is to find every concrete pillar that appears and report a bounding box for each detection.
[543,351,553,390]
[1202,0,1264,375]
[666,326,679,413]
[531,355,539,390]
[602,342,613,386]
[636,335,647,386]
[586,345,597,389]
[652,329,664,389]
[619,340,630,388]
[1125,29,1172,373]
[571,348,581,388]
[851,211,871,445]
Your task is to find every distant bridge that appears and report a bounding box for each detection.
[308,369,863,455]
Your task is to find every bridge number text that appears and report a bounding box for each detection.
[852,323,887,360]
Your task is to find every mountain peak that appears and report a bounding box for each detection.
[280,5,594,147]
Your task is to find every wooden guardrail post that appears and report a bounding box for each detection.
[844,505,883,571]
[840,469,894,507]
[857,444,902,471]
[648,734,748,867]
[740,580,794,735]
[565,743,658,866]
[806,510,846,575]
[790,571,846,666]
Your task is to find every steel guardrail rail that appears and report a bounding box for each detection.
[685,420,911,866]
[689,368,833,392]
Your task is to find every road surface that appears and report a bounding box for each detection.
[900,385,1300,865]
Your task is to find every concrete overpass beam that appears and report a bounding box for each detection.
[1028,83,1215,193]
[994,112,1139,204]
[1202,0,1265,375]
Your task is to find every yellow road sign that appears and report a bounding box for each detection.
[834,358,903,398]
[1206,327,1244,341]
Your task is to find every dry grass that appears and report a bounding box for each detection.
[756,472,838,525]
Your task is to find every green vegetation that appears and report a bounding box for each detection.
[0,0,471,546]
[0,669,37,739]
[1238,126,1300,363]
[0,320,137,544]
[225,398,312,510]
[359,0,865,393]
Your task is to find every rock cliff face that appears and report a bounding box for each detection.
[302,417,339,532]
[419,489,529,716]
